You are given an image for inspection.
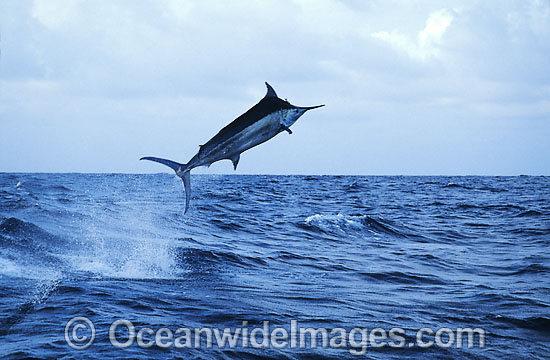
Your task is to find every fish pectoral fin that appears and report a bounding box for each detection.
[230,154,240,170]
[280,125,293,134]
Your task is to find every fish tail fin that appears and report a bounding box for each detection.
[181,170,191,214]
[140,156,192,214]
[140,156,183,172]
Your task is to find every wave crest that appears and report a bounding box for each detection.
[304,213,410,238]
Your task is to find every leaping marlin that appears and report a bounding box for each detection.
[141,82,324,213]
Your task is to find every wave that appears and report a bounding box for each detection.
[174,247,267,271]
[509,228,550,237]
[514,210,543,217]
[0,216,179,281]
[486,263,550,276]
[0,279,61,337]
[464,222,491,227]
[0,195,36,212]
[344,180,366,191]
[269,250,355,272]
[0,217,63,256]
[210,218,248,232]
[1,173,548,359]
[442,182,506,192]
[455,204,525,211]
[48,184,72,191]
[443,183,472,190]
[0,217,59,245]
[359,270,447,285]
[509,263,549,275]
[477,185,507,193]
[0,215,269,282]
[493,315,550,333]
[473,291,548,309]
[0,217,67,281]
[302,213,413,239]
[421,181,441,185]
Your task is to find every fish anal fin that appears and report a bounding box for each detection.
[230,154,240,170]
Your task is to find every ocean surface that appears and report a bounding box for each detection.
[0,173,548,359]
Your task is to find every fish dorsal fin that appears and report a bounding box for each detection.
[230,154,240,170]
[265,82,277,98]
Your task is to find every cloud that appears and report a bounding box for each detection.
[372,9,454,61]
[31,0,81,29]
[1,1,549,174]
[163,0,193,21]
[507,0,550,37]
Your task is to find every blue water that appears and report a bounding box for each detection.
[0,173,548,359]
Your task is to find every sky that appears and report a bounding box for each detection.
[1,0,549,175]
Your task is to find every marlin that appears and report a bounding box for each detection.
[141,82,324,213]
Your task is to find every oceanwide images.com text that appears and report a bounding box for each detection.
[65,317,486,355]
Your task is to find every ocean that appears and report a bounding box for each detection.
[0,173,548,359]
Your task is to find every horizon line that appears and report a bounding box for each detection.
[0,172,547,177]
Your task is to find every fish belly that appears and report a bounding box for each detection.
[201,113,281,166]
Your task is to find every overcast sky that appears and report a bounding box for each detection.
[1,0,549,175]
